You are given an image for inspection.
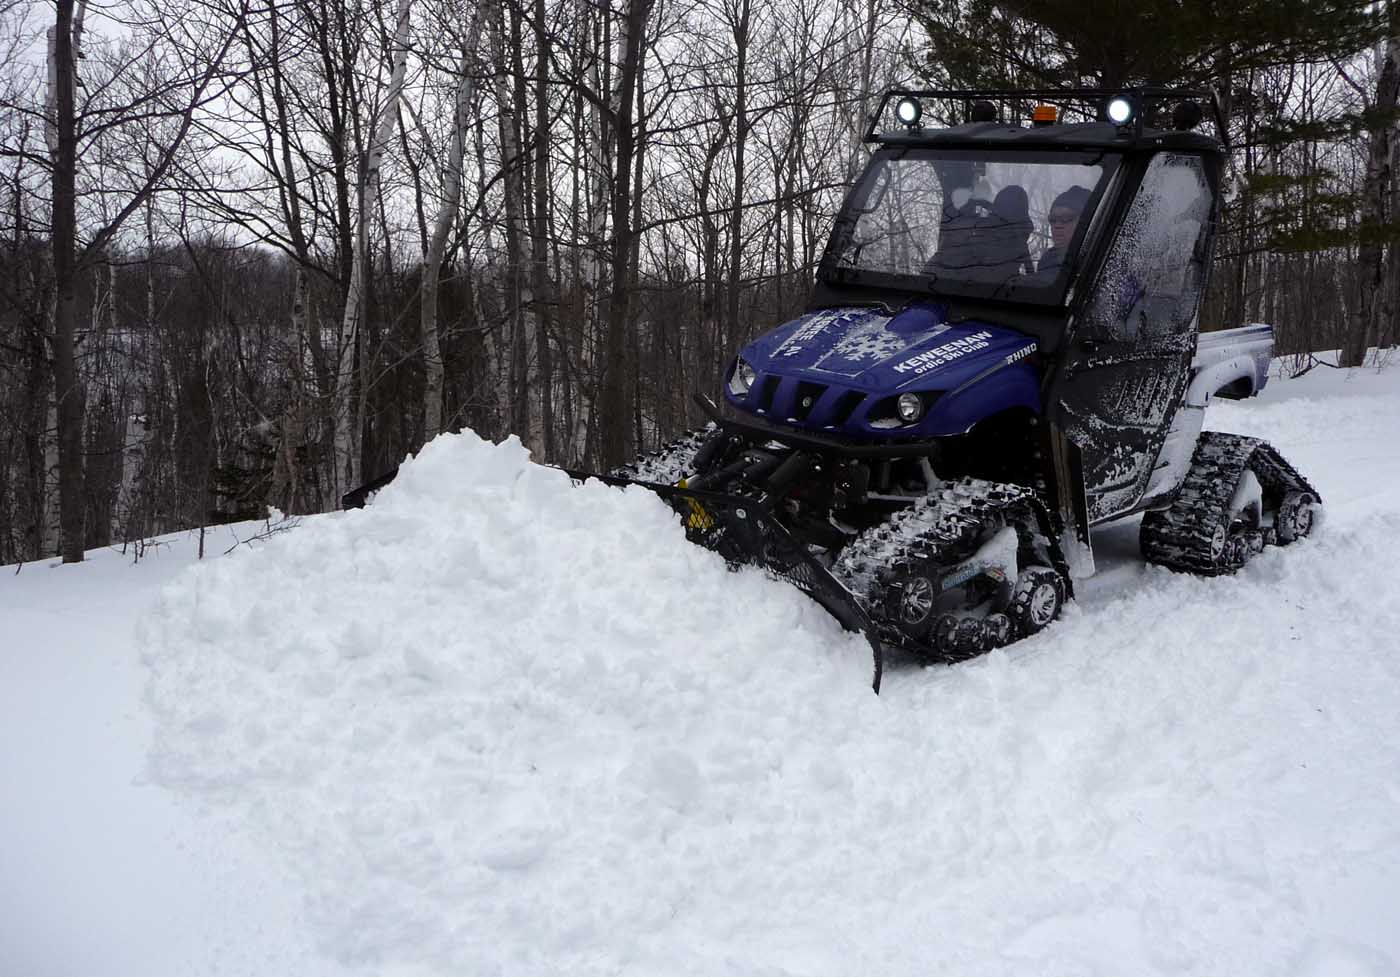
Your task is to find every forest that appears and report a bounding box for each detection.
[1,0,1396,563]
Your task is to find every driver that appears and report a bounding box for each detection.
[1036,185,1091,278]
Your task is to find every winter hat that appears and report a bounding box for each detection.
[1051,185,1091,215]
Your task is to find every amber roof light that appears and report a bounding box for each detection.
[1031,104,1058,126]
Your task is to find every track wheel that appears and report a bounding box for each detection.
[1275,490,1318,544]
[936,611,1016,663]
[884,558,939,643]
[1008,566,1065,638]
[1210,522,1251,570]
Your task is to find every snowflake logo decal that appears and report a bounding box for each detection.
[825,319,906,364]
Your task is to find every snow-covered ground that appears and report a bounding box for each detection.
[0,523,348,977]
[4,352,1399,977]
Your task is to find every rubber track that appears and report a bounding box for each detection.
[608,426,715,484]
[829,480,1070,654]
[1140,431,1320,576]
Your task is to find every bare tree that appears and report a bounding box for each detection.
[596,0,651,467]
[421,3,484,439]
[334,0,414,500]
[45,0,244,561]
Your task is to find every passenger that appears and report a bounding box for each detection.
[1036,185,1091,279]
[984,185,1033,280]
[927,185,1032,284]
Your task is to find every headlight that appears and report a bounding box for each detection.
[895,96,922,127]
[1106,96,1134,125]
[728,358,757,396]
[896,392,924,422]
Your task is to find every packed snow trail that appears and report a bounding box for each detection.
[0,525,350,977]
[144,361,1400,976]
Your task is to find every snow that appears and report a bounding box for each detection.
[0,526,344,977]
[4,353,1400,976]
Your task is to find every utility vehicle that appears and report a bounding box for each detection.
[603,88,1320,688]
[347,88,1321,690]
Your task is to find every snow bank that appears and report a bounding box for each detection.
[145,380,1400,975]
[145,432,878,974]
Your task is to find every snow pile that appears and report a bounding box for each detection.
[144,371,1400,976]
[144,432,877,973]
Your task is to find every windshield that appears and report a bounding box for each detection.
[824,149,1117,304]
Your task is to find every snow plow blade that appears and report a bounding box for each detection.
[343,464,886,691]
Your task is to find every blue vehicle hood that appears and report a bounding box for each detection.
[728,303,1042,438]
[741,303,1033,391]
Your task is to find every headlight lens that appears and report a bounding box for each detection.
[896,392,924,423]
[895,96,922,127]
[728,358,757,396]
[1106,96,1134,125]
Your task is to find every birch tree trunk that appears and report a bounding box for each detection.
[628,30,648,446]
[118,191,159,537]
[573,0,610,462]
[584,1,611,295]
[1385,122,1400,351]
[334,0,413,501]
[531,0,556,459]
[493,1,534,443]
[847,0,880,179]
[565,0,592,458]
[421,3,483,439]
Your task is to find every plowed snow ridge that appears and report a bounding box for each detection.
[145,364,1400,977]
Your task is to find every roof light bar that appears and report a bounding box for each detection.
[860,87,1229,147]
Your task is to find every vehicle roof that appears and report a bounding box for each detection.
[873,120,1224,155]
